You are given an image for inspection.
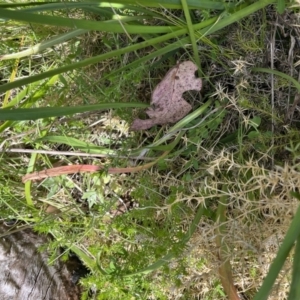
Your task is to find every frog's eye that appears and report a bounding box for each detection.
[151,103,162,111]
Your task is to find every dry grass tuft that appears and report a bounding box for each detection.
[152,150,300,299]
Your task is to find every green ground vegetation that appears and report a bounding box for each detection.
[1,1,300,299]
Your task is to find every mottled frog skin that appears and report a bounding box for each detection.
[131,61,202,130]
[0,223,82,300]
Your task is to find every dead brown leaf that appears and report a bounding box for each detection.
[131,61,202,130]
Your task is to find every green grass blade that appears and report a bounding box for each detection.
[38,136,114,155]
[288,232,300,300]
[253,197,300,300]
[0,8,178,34]
[0,29,88,60]
[0,102,149,121]
[0,76,60,133]
[0,2,50,8]
[181,0,201,69]
[131,99,214,156]
[276,0,285,14]
[203,0,275,35]
[0,30,182,93]
[69,245,96,271]
[3,75,60,109]
[24,153,38,206]
[0,0,275,94]
[22,2,162,19]
[104,0,275,83]
[22,3,117,13]
[0,0,226,10]
[252,68,300,92]
[288,192,300,300]
[291,192,300,201]
[103,17,217,81]
[146,131,185,151]
[96,0,226,10]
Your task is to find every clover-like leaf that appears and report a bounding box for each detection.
[131,61,202,131]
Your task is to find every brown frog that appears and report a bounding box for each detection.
[131,61,202,130]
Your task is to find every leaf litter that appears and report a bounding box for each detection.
[131,61,202,130]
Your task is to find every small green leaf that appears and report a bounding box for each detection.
[247,131,260,139]
[250,116,261,128]
[276,0,285,14]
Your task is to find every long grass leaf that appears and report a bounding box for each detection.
[132,99,214,157]
[0,29,88,60]
[252,68,300,92]
[0,2,50,8]
[104,0,276,83]
[0,29,182,93]
[24,153,38,206]
[102,17,217,81]
[181,0,201,69]
[2,37,23,106]
[276,0,285,14]
[0,0,275,94]
[68,245,96,271]
[288,232,300,300]
[0,102,148,121]
[8,0,226,10]
[97,0,226,10]
[0,76,60,132]
[0,8,178,33]
[38,136,114,155]
[23,2,162,19]
[253,199,300,300]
